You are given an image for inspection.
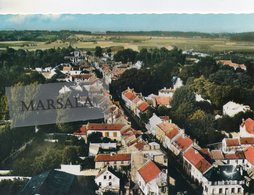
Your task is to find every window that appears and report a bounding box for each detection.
[219,188,222,194]
[109,175,112,179]
[99,182,101,186]
[232,188,235,193]
[109,182,112,186]
[104,175,107,180]
[105,132,109,137]
[238,188,241,193]
[113,132,117,137]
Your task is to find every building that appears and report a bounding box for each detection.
[223,101,251,117]
[74,123,126,141]
[244,146,254,170]
[95,153,131,170]
[202,165,245,195]
[136,160,168,195]
[218,60,246,71]
[155,121,179,143]
[20,170,97,195]
[95,167,120,193]
[158,87,175,98]
[240,118,254,138]
[183,147,212,184]
[145,113,163,135]
[222,137,254,153]
[169,134,193,156]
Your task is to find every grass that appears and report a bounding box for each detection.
[1,34,254,52]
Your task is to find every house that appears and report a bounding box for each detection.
[74,123,126,142]
[145,113,163,135]
[155,121,179,144]
[202,165,245,195]
[95,167,120,193]
[158,87,175,98]
[95,153,131,170]
[172,76,183,90]
[240,118,254,138]
[244,146,254,170]
[169,134,193,156]
[164,126,182,149]
[136,160,168,195]
[218,60,246,71]
[122,88,138,110]
[70,73,95,82]
[222,137,254,153]
[222,138,241,153]
[19,170,97,195]
[223,101,251,117]
[151,95,172,108]
[195,93,211,104]
[183,147,212,184]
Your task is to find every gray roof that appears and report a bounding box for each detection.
[204,165,244,182]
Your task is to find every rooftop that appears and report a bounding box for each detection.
[184,147,212,174]
[174,135,193,152]
[138,160,161,184]
[242,118,254,135]
[204,165,244,182]
[244,146,254,166]
[95,153,131,162]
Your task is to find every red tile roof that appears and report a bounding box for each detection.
[134,141,147,151]
[240,137,254,145]
[138,102,149,112]
[87,123,125,131]
[224,151,245,159]
[166,128,179,140]
[123,90,136,101]
[157,122,178,133]
[210,150,224,160]
[154,96,172,106]
[174,136,193,152]
[138,160,161,183]
[225,138,240,147]
[184,148,212,174]
[244,146,254,165]
[243,118,254,134]
[95,153,131,162]
[73,125,87,135]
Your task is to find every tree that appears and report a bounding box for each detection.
[62,146,79,164]
[87,132,103,143]
[95,46,103,57]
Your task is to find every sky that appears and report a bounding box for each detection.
[0,0,254,32]
[0,0,254,14]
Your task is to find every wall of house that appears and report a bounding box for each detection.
[95,170,120,191]
[87,130,121,141]
[95,160,130,169]
[203,183,244,195]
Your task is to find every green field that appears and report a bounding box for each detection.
[1,34,254,52]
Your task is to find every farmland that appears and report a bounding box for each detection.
[1,33,254,52]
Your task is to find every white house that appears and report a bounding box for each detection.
[158,87,175,98]
[95,167,120,193]
[145,113,163,135]
[136,160,168,195]
[202,165,245,195]
[223,101,251,117]
[172,76,183,90]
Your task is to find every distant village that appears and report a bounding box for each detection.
[3,48,254,195]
